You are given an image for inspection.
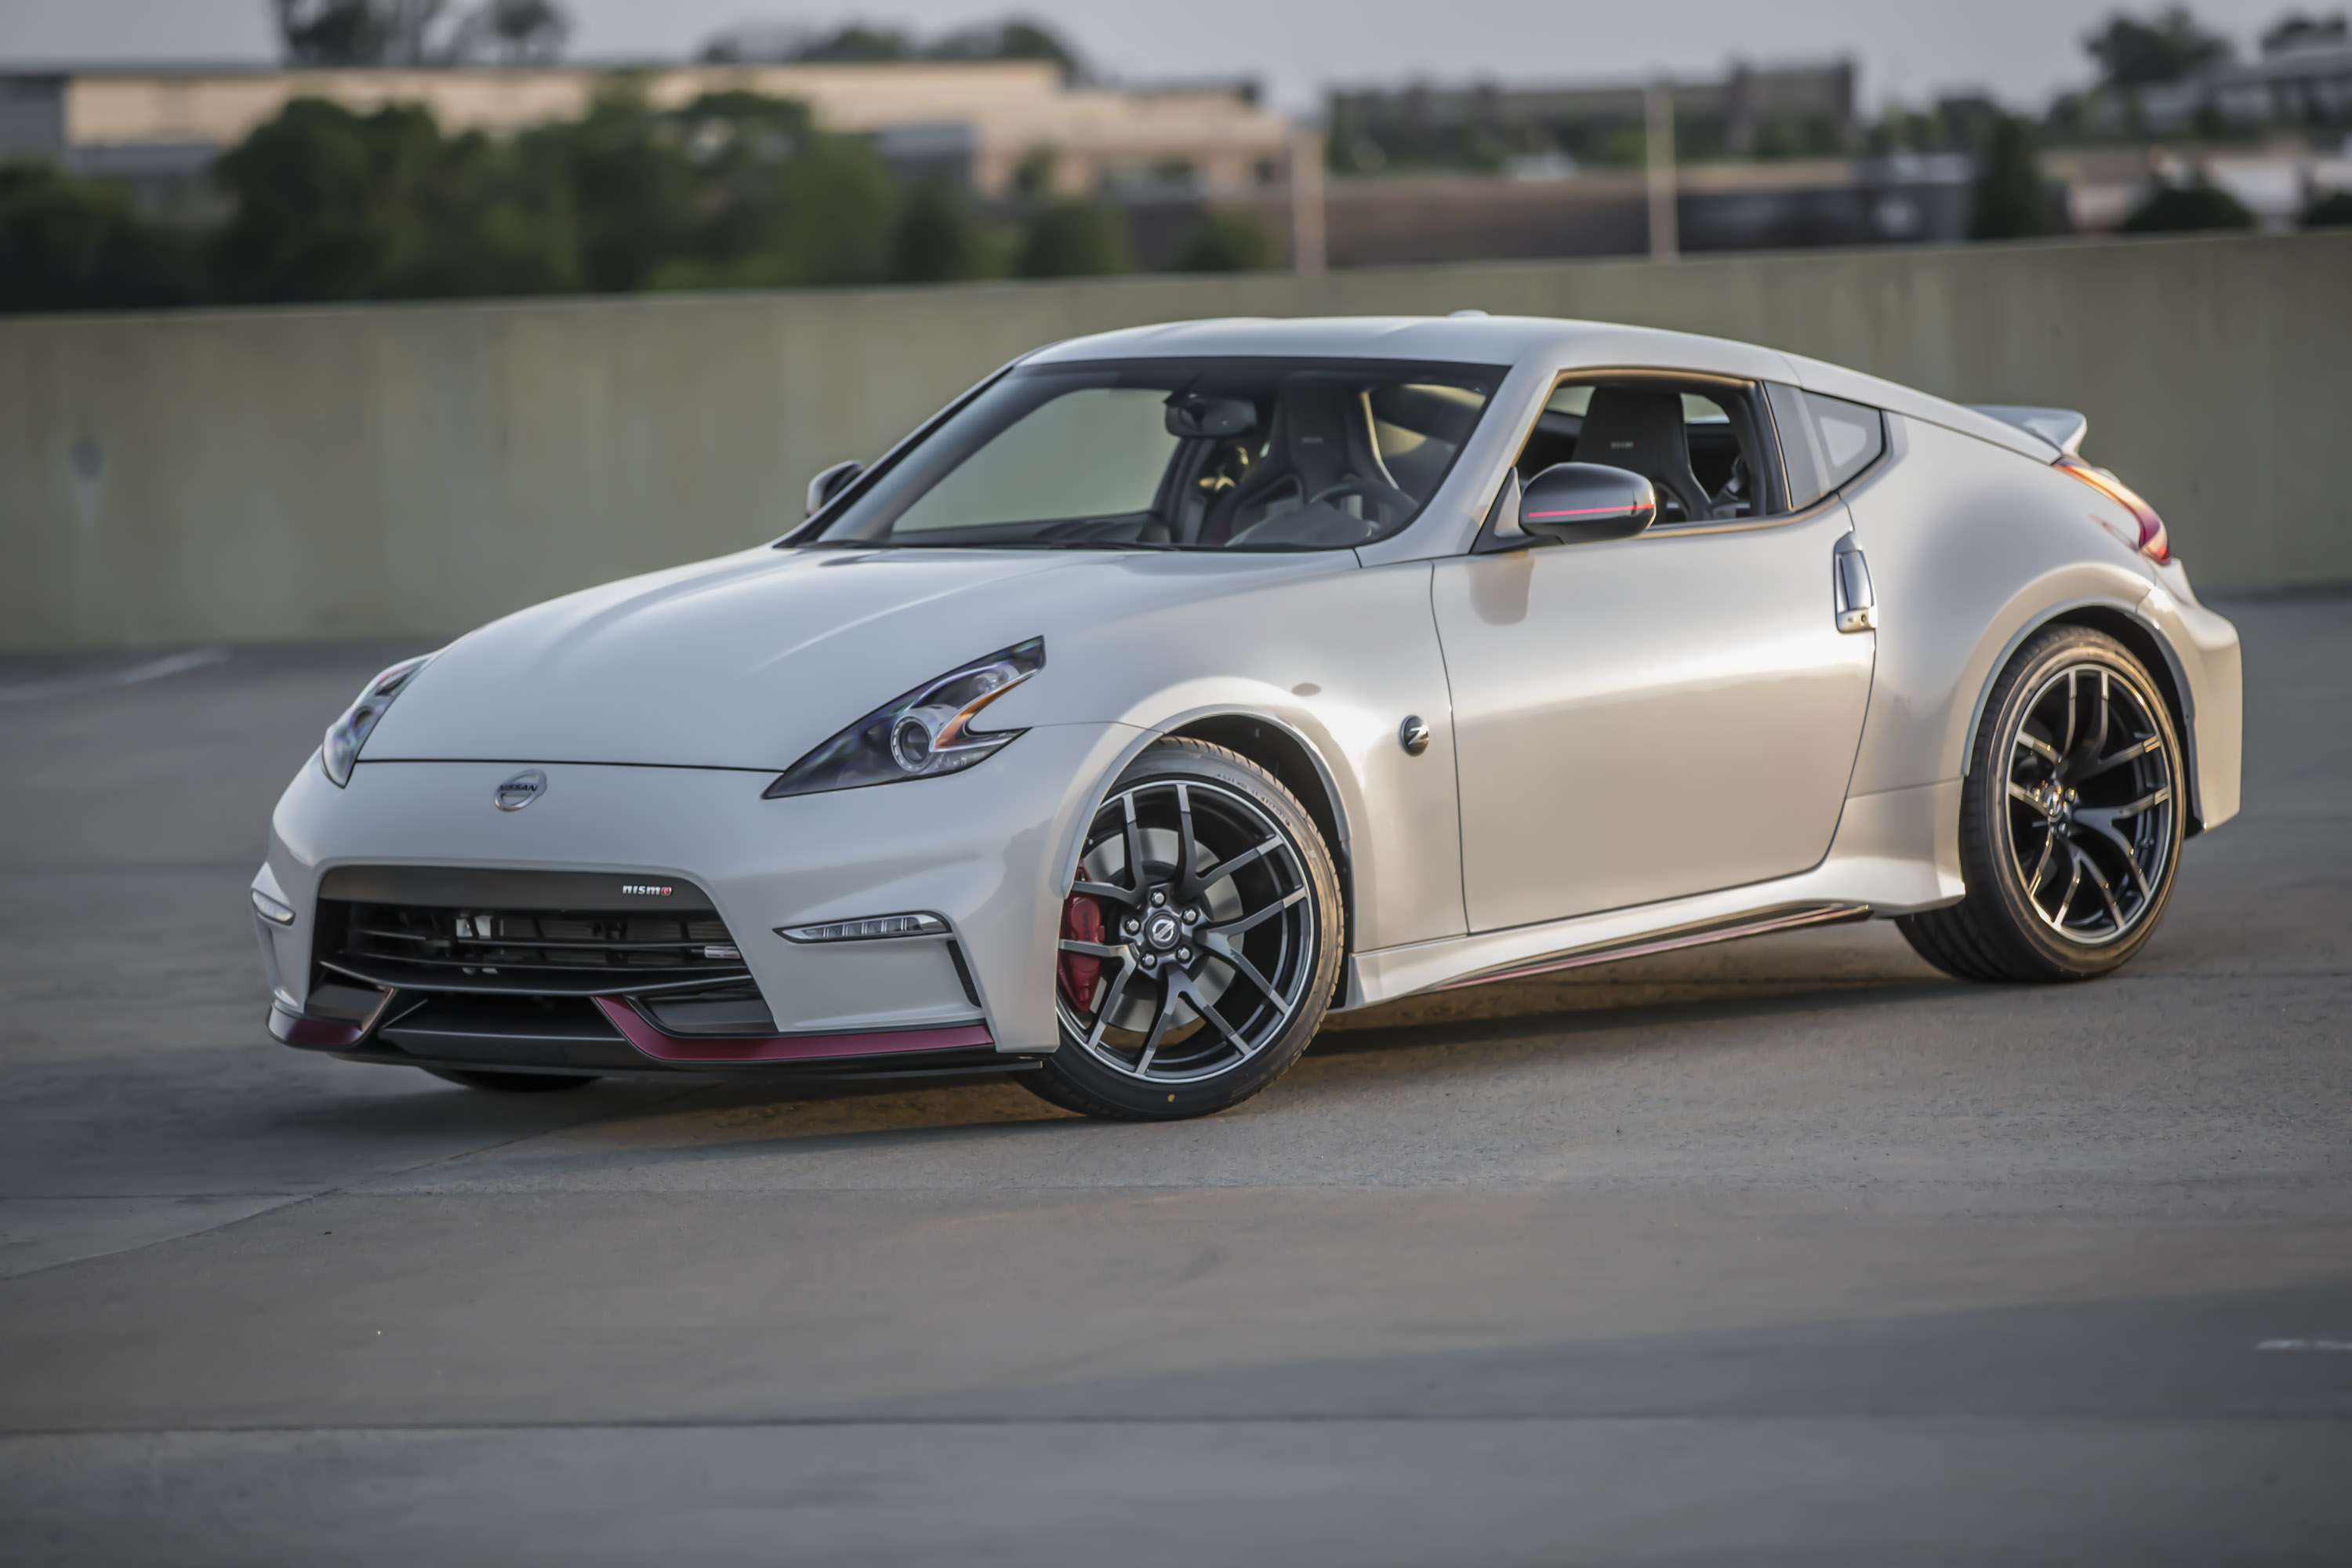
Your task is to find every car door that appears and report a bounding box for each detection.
[1430,376,1875,933]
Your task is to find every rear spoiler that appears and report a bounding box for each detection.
[1968,405,2088,456]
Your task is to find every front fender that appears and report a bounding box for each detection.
[1033,565,1468,956]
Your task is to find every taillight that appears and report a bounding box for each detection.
[2056,455,2170,564]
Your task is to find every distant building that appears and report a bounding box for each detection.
[0,60,1298,215]
[2112,29,2352,136]
[1328,62,1858,172]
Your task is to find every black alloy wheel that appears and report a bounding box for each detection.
[1026,739,1342,1121]
[1899,625,2185,982]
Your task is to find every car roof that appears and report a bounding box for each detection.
[1025,315,2056,462]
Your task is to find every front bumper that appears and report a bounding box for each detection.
[256,722,1144,1073]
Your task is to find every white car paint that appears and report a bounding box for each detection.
[255,314,2242,1075]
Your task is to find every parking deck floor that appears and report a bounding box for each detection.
[2,595,2347,1563]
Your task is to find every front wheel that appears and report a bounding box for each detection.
[1025,739,1343,1121]
[1898,625,2185,983]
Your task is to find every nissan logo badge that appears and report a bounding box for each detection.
[492,769,547,811]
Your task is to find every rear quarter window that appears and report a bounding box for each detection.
[1766,384,1886,507]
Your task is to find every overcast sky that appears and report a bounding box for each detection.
[0,0,2313,114]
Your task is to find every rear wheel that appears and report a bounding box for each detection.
[423,1068,601,1093]
[1898,625,2184,982]
[1025,739,1342,1121]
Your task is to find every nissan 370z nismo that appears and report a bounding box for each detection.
[252,315,2241,1120]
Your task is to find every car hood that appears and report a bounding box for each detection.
[361,546,1347,771]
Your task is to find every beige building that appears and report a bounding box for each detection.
[1,60,1298,201]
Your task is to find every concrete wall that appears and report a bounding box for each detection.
[3,230,2345,649]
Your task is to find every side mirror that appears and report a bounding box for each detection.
[1519,462,1657,543]
[806,459,864,517]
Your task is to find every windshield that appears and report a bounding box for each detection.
[805,357,1501,550]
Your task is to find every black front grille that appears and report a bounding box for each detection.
[318,870,755,998]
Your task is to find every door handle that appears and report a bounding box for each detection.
[1833,538,1876,633]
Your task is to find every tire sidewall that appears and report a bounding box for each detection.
[1037,740,1344,1120]
[1969,627,2184,978]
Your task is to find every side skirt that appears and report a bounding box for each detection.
[1430,902,1871,993]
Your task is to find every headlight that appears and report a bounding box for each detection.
[321,654,434,787]
[763,637,1044,800]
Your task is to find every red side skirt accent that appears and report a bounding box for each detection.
[592,996,993,1065]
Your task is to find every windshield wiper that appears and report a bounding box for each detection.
[1000,539,1179,551]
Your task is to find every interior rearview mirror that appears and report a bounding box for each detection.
[1519,462,1657,543]
[1163,394,1258,438]
[806,459,864,517]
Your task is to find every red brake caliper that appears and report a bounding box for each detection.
[1058,890,1104,1012]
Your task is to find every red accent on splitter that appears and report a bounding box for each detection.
[268,1004,368,1048]
[592,996,993,1065]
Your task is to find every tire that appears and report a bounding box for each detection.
[1025,738,1344,1121]
[423,1068,601,1093]
[1898,625,2185,983]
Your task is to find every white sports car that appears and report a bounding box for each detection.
[253,314,2242,1120]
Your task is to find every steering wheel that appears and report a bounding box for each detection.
[1306,475,1418,519]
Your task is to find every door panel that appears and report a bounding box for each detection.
[1433,503,1874,932]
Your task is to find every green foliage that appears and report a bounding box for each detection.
[787,24,916,63]
[193,86,927,306]
[0,162,198,312]
[1014,198,1131,278]
[208,99,492,301]
[891,180,999,282]
[2299,189,2352,227]
[1969,116,2060,239]
[2082,8,2234,89]
[927,20,1085,78]
[2117,179,2256,231]
[2,71,1159,312]
[700,15,1085,78]
[2263,13,2349,53]
[1175,208,1275,272]
[1011,146,1059,198]
[274,0,568,67]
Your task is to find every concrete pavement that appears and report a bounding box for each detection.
[1,597,2347,1563]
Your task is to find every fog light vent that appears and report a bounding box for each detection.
[777,913,948,943]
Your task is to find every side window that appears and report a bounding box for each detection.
[1764,385,1886,507]
[1513,376,1789,524]
[1807,392,1886,491]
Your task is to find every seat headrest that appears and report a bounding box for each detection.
[1577,387,1691,477]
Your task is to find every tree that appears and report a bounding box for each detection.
[645,93,902,290]
[1175,208,1276,271]
[2300,189,2352,225]
[504,87,700,294]
[1014,198,1132,277]
[926,20,1087,81]
[446,0,569,64]
[208,99,470,300]
[2260,13,2350,55]
[789,24,915,62]
[2118,179,2256,231]
[0,162,198,313]
[2082,8,2234,89]
[274,0,569,67]
[701,15,1087,77]
[1969,116,2059,239]
[275,0,446,66]
[891,180,997,282]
